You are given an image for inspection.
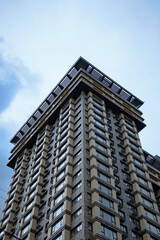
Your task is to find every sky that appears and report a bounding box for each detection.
[0,0,160,216]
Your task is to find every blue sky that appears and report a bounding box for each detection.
[0,0,160,216]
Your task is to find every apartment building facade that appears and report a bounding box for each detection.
[0,57,160,240]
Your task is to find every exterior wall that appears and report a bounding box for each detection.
[0,83,160,240]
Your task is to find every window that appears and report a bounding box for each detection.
[98,171,110,183]
[26,201,34,211]
[57,159,67,171]
[147,222,160,235]
[94,113,103,121]
[71,223,82,237]
[95,134,106,144]
[137,176,147,186]
[56,179,65,192]
[127,128,135,136]
[55,191,64,205]
[133,158,143,167]
[93,106,103,114]
[58,151,67,161]
[22,224,30,235]
[73,170,82,181]
[119,211,125,218]
[139,186,150,197]
[57,170,65,182]
[100,209,115,224]
[24,211,32,222]
[96,142,107,153]
[94,120,104,128]
[73,149,82,158]
[59,141,67,152]
[132,231,142,240]
[132,150,140,158]
[97,161,109,172]
[73,159,82,169]
[74,140,81,149]
[128,135,137,143]
[95,126,105,135]
[129,217,140,227]
[72,194,82,205]
[101,225,117,240]
[130,143,139,151]
[145,209,156,221]
[71,208,82,220]
[98,183,112,196]
[120,225,127,233]
[52,218,63,233]
[53,204,64,219]
[54,235,62,240]
[72,181,82,193]
[93,100,102,109]
[142,196,153,208]
[135,166,145,176]
[96,151,108,162]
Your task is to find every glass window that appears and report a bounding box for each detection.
[139,186,150,197]
[132,231,142,240]
[145,209,156,221]
[55,191,64,205]
[57,159,67,171]
[73,159,82,169]
[53,204,64,219]
[58,151,67,161]
[98,182,112,196]
[73,170,82,181]
[22,224,30,235]
[120,225,127,233]
[142,196,153,208]
[72,194,82,205]
[96,142,107,153]
[24,211,32,222]
[100,209,115,224]
[57,170,65,182]
[137,176,147,186]
[26,201,34,211]
[147,222,160,235]
[71,223,82,237]
[133,158,143,167]
[71,208,82,220]
[94,120,104,128]
[72,181,82,193]
[135,166,145,176]
[96,151,108,162]
[55,179,65,193]
[52,218,63,233]
[95,134,106,144]
[98,171,110,183]
[101,224,117,240]
[95,126,105,136]
[97,161,109,172]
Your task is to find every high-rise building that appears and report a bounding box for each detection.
[0,57,160,240]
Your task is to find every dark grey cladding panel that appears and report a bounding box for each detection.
[22,124,30,134]
[120,89,131,101]
[10,57,144,145]
[34,110,41,119]
[111,83,121,93]
[68,67,78,78]
[60,76,70,88]
[47,93,55,103]
[28,117,35,125]
[91,69,103,81]
[54,85,62,95]
[102,77,112,87]
[40,101,49,112]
